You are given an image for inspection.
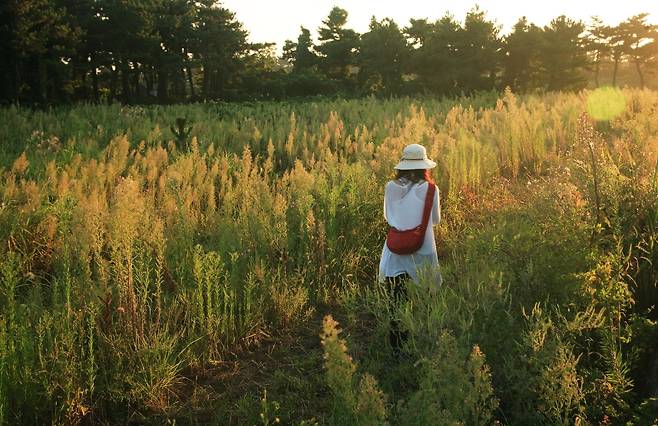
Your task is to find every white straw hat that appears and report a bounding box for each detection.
[394,144,436,170]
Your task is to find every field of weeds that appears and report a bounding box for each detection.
[0,89,657,424]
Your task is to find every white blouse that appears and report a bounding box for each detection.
[378,179,442,285]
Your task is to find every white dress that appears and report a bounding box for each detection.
[378,178,442,285]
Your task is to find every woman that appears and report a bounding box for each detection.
[379,143,441,352]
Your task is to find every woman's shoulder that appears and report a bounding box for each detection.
[410,180,438,198]
[386,179,437,193]
[427,182,439,196]
[409,180,433,189]
[421,181,438,191]
[385,179,404,190]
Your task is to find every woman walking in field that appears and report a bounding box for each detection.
[380,143,441,352]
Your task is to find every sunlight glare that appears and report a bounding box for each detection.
[587,87,626,121]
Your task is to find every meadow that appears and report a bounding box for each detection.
[0,89,657,424]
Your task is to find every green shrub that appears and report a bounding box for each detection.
[320,315,388,425]
[400,330,498,426]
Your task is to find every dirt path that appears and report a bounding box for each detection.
[179,310,333,425]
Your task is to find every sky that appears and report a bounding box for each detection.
[221,0,658,53]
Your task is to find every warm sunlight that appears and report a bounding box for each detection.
[223,0,658,49]
[3,0,658,423]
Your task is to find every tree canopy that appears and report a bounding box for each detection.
[0,1,655,104]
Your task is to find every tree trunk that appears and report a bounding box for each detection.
[71,60,77,96]
[81,66,88,100]
[202,64,210,99]
[145,67,153,98]
[594,56,600,88]
[612,57,619,87]
[14,59,21,104]
[110,67,118,102]
[92,67,99,102]
[186,63,195,99]
[133,64,141,100]
[121,61,131,103]
[174,68,184,99]
[157,68,168,102]
[38,58,48,104]
[635,59,644,88]
[217,68,224,99]
[179,67,187,99]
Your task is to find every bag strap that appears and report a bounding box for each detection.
[418,181,436,232]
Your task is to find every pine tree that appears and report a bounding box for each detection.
[541,16,588,91]
[358,17,408,93]
[502,17,544,92]
[316,7,359,82]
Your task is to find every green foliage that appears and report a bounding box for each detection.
[0,252,101,424]
[401,331,498,426]
[587,330,634,421]
[616,14,658,88]
[502,18,545,91]
[502,304,588,424]
[259,389,281,425]
[36,306,99,424]
[186,244,264,356]
[0,89,656,423]
[316,7,360,82]
[170,117,193,151]
[460,7,502,92]
[1,0,81,103]
[1,2,656,104]
[359,18,408,94]
[287,27,318,73]
[407,14,463,95]
[320,315,388,425]
[100,326,187,419]
[542,16,589,91]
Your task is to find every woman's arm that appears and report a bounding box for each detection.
[383,182,389,222]
[432,185,440,225]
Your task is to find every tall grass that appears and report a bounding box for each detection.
[0,88,657,423]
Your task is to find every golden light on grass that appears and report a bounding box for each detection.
[586,86,627,121]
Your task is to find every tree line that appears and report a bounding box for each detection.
[0,1,656,105]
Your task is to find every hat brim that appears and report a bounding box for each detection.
[394,159,437,170]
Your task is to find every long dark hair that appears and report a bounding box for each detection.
[396,168,432,183]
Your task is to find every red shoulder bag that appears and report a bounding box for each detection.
[386,182,436,255]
